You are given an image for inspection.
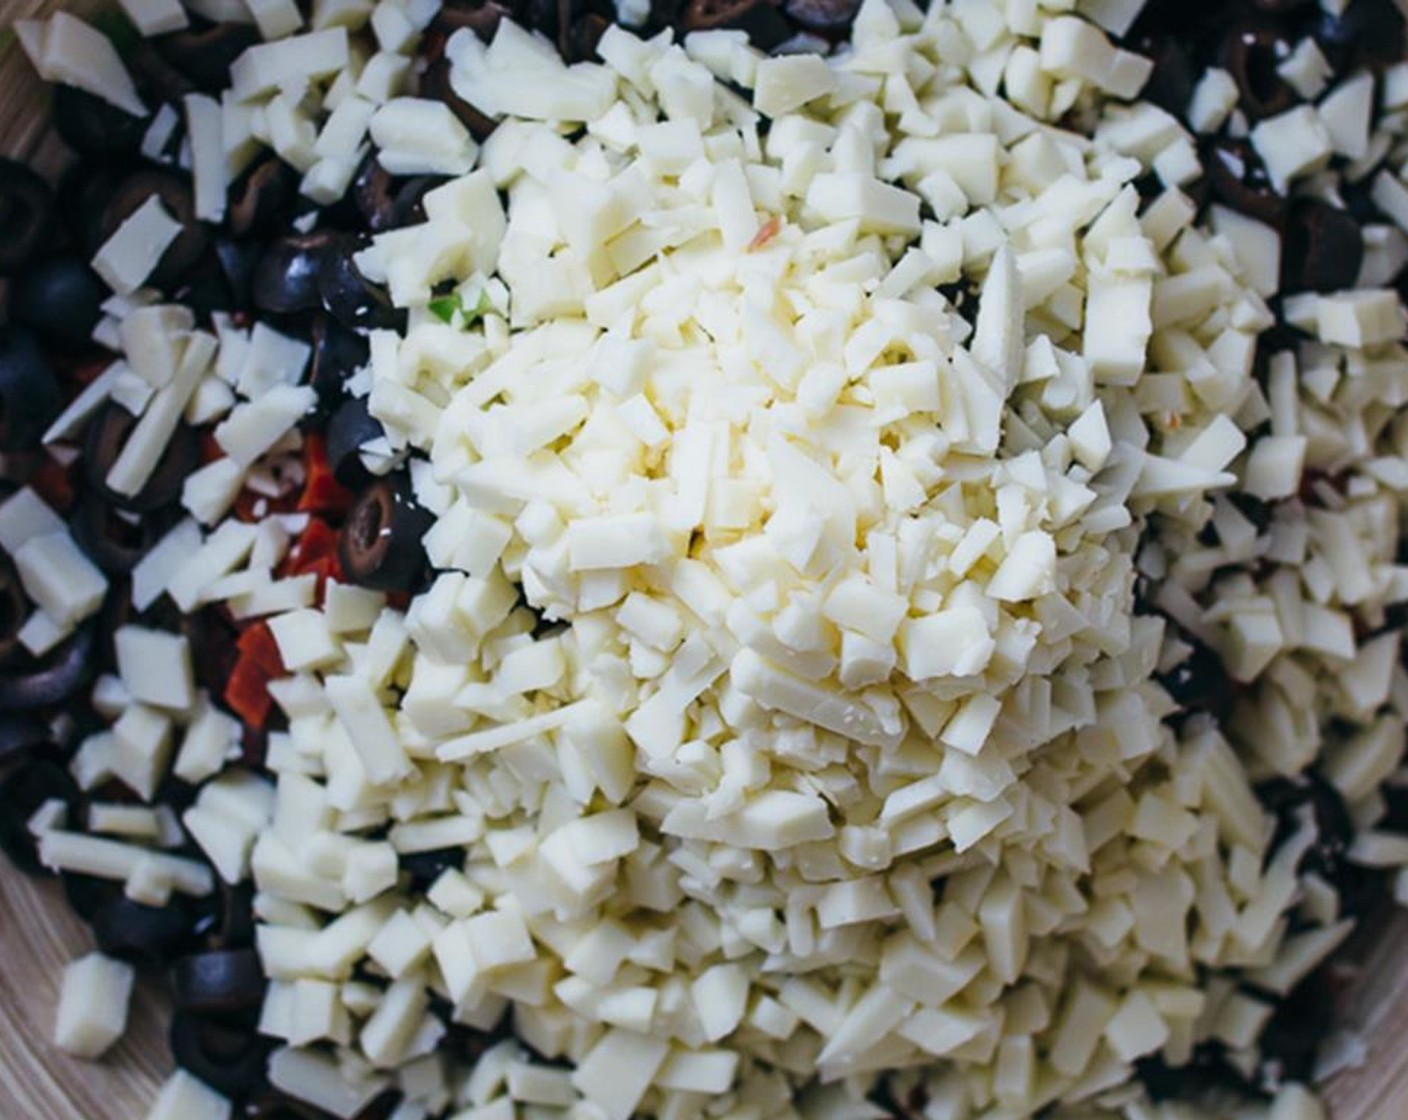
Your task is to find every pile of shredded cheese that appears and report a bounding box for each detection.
[22,1,1408,1119]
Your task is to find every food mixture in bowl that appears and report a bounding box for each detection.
[2,0,1408,1117]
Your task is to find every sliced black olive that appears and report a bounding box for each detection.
[353,157,445,233]
[1229,491,1274,535]
[682,0,793,49]
[1281,199,1364,294]
[50,86,148,158]
[63,871,124,923]
[71,494,173,575]
[213,237,262,310]
[326,397,384,488]
[84,402,200,514]
[1258,771,1353,881]
[97,169,209,291]
[248,1089,402,1120]
[1157,640,1237,723]
[252,232,346,315]
[56,160,130,255]
[93,895,205,969]
[567,13,611,62]
[1204,137,1286,226]
[521,0,573,55]
[394,173,441,229]
[1219,20,1299,122]
[0,555,28,668]
[528,0,609,63]
[214,880,257,949]
[1255,971,1333,1082]
[0,625,97,711]
[1136,1045,1257,1105]
[400,845,467,890]
[1315,0,1406,71]
[128,41,197,105]
[339,474,434,592]
[172,948,266,1015]
[1129,34,1199,120]
[0,159,54,277]
[1128,0,1230,37]
[0,759,81,874]
[170,1011,271,1096]
[430,0,512,43]
[0,711,52,762]
[782,0,861,31]
[646,0,685,30]
[352,157,399,232]
[229,157,299,239]
[178,255,239,319]
[0,328,63,452]
[419,57,499,142]
[356,1092,406,1120]
[309,314,371,413]
[246,1105,312,1120]
[8,255,107,348]
[318,250,405,332]
[1257,772,1390,918]
[154,22,261,90]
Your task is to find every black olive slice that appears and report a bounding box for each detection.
[783,0,861,31]
[339,473,434,592]
[0,625,96,712]
[154,21,262,90]
[1219,20,1299,123]
[170,1011,271,1096]
[418,58,499,142]
[1281,199,1364,294]
[229,157,299,239]
[0,159,54,277]
[682,0,792,49]
[213,237,262,310]
[128,41,197,105]
[399,845,467,890]
[0,328,63,452]
[8,255,107,348]
[50,87,148,158]
[1204,137,1287,226]
[0,759,81,874]
[326,397,385,489]
[353,157,446,233]
[309,314,371,414]
[97,169,209,291]
[83,402,199,514]
[172,948,267,1016]
[56,160,131,255]
[318,250,404,332]
[0,711,52,762]
[92,895,206,969]
[63,870,124,923]
[0,554,27,668]
[1315,0,1406,71]
[251,232,347,316]
[71,493,173,575]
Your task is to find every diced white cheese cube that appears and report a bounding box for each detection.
[92,196,182,296]
[18,13,145,116]
[146,1070,231,1120]
[54,953,135,1059]
[115,626,196,712]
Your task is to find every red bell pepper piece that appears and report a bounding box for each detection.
[224,621,287,730]
[29,456,75,514]
[297,433,353,517]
